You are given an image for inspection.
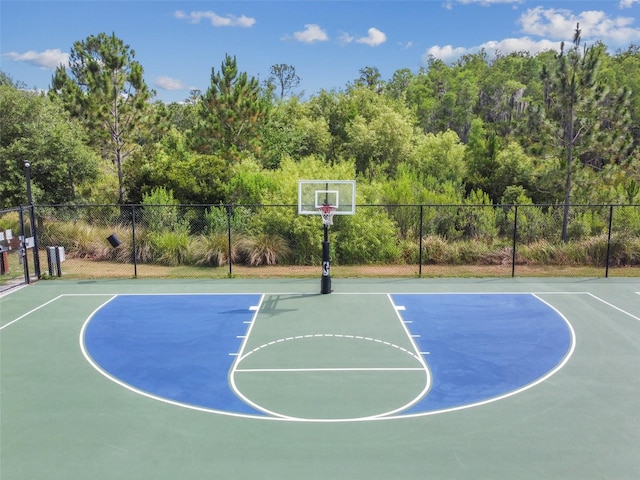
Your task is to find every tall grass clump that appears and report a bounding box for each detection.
[146,230,191,266]
[40,221,112,259]
[191,233,236,267]
[238,233,290,266]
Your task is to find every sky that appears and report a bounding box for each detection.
[2,0,640,103]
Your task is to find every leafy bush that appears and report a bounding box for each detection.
[334,209,400,264]
[454,191,497,240]
[613,205,640,236]
[203,205,252,235]
[0,211,20,234]
[141,187,188,234]
[146,230,191,266]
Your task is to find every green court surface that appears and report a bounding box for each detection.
[1,278,639,479]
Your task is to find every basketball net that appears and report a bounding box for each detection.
[318,204,337,226]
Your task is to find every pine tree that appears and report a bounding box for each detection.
[50,33,152,204]
[542,24,602,241]
[195,54,270,160]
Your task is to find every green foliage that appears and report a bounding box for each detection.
[409,130,466,184]
[141,187,188,234]
[613,205,640,236]
[334,210,400,264]
[566,208,607,240]
[342,87,415,177]
[39,220,119,260]
[0,85,100,207]
[204,206,251,235]
[224,158,279,204]
[0,212,20,233]
[147,230,191,266]
[127,128,228,204]
[498,187,557,243]
[454,190,498,241]
[194,54,270,159]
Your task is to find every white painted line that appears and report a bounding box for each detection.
[587,293,640,322]
[235,367,426,373]
[1,294,65,330]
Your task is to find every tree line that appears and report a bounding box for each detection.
[1,28,639,243]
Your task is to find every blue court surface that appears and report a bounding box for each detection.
[82,292,574,420]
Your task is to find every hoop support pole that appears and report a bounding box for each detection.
[321,224,331,294]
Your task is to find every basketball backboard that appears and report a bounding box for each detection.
[298,180,356,215]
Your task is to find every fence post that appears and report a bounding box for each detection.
[418,205,424,278]
[18,206,30,284]
[132,205,138,277]
[605,205,613,278]
[227,205,233,278]
[511,205,518,278]
[24,162,41,279]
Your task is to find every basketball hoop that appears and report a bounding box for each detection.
[318,204,337,226]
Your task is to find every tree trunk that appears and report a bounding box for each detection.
[561,99,575,243]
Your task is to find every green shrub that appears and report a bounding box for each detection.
[454,190,497,241]
[247,206,322,265]
[334,209,400,264]
[519,240,558,265]
[613,205,640,236]
[141,187,188,234]
[203,206,252,235]
[421,235,450,264]
[0,211,21,233]
[147,230,191,266]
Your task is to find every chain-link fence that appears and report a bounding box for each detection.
[2,203,638,283]
[0,205,39,292]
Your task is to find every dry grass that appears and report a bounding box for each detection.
[34,258,639,280]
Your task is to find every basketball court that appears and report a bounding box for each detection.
[1,277,639,479]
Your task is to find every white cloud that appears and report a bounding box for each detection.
[519,7,640,44]
[3,49,69,69]
[174,10,255,27]
[480,37,561,55]
[619,0,640,8]
[356,27,387,47]
[425,5,640,66]
[425,37,560,64]
[154,76,189,91]
[293,24,329,43]
[338,32,355,45]
[424,44,470,63]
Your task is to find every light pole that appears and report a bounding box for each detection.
[24,162,41,278]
